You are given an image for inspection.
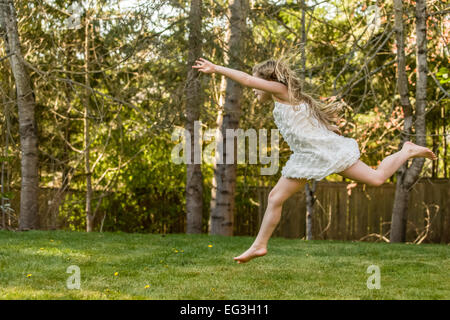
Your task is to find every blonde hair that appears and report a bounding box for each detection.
[252,56,349,135]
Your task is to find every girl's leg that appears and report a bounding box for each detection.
[234,176,308,264]
[338,141,437,186]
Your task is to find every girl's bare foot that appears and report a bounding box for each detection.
[233,246,267,264]
[402,141,437,160]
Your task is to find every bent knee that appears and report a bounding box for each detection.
[268,189,284,206]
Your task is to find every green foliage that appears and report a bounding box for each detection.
[436,67,449,84]
[0,0,448,232]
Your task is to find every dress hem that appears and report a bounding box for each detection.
[280,152,360,181]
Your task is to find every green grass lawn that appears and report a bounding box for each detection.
[0,230,449,300]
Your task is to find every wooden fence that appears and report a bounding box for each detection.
[3,179,449,243]
[254,178,450,243]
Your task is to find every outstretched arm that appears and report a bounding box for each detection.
[192,58,287,96]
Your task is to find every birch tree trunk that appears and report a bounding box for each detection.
[298,0,316,240]
[390,0,428,242]
[305,180,316,240]
[185,0,203,234]
[210,0,248,236]
[209,23,230,233]
[84,14,94,232]
[0,0,39,230]
[209,69,226,232]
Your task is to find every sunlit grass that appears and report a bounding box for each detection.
[0,230,448,299]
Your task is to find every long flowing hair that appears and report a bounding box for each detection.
[252,56,349,135]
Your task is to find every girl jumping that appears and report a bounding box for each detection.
[192,57,437,264]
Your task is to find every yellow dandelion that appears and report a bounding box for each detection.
[208,244,213,248]
[174,249,179,253]
[114,272,119,276]
[26,274,32,278]
[145,284,150,289]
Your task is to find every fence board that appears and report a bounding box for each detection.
[5,179,449,243]
[254,179,449,243]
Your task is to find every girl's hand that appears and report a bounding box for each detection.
[192,58,216,74]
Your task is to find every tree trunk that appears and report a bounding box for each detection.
[305,180,316,240]
[0,0,39,230]
[84,15,94,232]
[209,71,226,233]
[210,0,248,236]
[298,0,316,239]
[299,0,307,82]
[390,0,428,242]
[185,0,204,234]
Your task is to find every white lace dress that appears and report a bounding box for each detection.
[273,101,360,181]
